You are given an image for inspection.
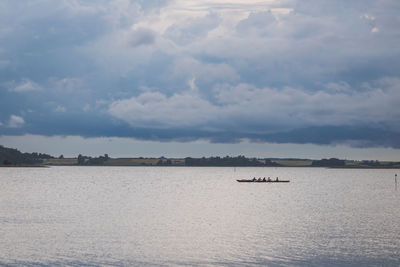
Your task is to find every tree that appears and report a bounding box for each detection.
[3,160,12,165]
[312,158,345,167]
[77,154,85,165]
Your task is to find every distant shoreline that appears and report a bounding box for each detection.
[1,164,398,169]
[0,165,48,168]
[2,145,399,169]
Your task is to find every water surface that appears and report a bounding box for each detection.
[0,167,399,266]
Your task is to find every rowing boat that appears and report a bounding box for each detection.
[236,179,290,183]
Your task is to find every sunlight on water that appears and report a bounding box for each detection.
[0,167,399,266]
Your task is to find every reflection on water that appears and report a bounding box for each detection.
[0,167,399,266]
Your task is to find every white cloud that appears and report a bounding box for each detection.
[236,10,277,35]
[371,27,379,33]
[109,91,218,128]
[55,105,66,113]
[133,0,292,44]
[324,82,351,92]
[361,13,379,33]
[8,115,25,128]
[65,0,398,91]
[164,11,221,45]
[9,79,41,92]
[164,0,292,16]
[1,0,400,147]
[171,57,239,84]
[109,78,400,131]
[361,14,375,21]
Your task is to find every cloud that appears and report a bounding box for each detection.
[108,77,400,135]
[361,13,379,33]
[324,82,351,92]
[50,77,84,92]
[129,27,156,47]
[164,11,221,45]
[109,91,218,128]
[1,0,400,149]
[171,57,239,84]
[8,115,25,128]
[55,106,66,113]
[259,126,400,149]
[9,79,41,92]
[236,10,277,35]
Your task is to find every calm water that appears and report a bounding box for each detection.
[0,166,399,266]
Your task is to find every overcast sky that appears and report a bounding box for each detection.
[1,0,400,159]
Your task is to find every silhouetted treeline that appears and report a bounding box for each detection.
[311,158,345,167]
[184,156,280,167]
[0,145,53,165]
[157,159,172,166]
[356,160,400,167]
[361,160,381,167]
[77,154,109,165]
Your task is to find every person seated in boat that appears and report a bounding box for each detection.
[257,178,262,182]
[267,177,271,182]
[275,177,279,182]
[252,177,256,182]
[262,177,266,182]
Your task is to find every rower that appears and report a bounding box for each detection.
[262,177,266,182]
[276,177,279,182]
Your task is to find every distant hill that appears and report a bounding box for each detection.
[0,145,53,165]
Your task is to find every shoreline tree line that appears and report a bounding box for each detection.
[1,144,399,168]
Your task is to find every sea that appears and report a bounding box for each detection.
[0,166,399,267]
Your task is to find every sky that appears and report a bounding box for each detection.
[1,0,400,160]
